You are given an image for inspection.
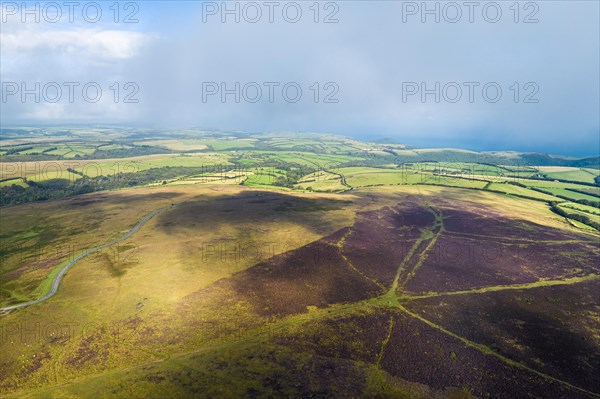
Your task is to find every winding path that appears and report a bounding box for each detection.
[1,204,178,312]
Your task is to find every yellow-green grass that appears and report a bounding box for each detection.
[566,218,597,231]
[538,167,599,184]
[44,147,73,156]
[558,204,600,223]
[4,312,441,399]
[3,184,356,301]
[421,175,488,189]
[243,174,275,186]
[296,171,345,192]
[163,172,249,186]
[561,202,600,215]
[297,170,336,182]
[410,162,512,177]
[228,151,350,168]
[96,144,128,150]
[242,168,287,186]
[0,154,232,182]
[0,178,27,187]
[29,259,66,299]
[0,188,181,307]
[582,167,600,175]
[341,167,423,187]
[4,308,444,399]
[0,137,73,146]
[266,139,323,147]
[266,139,359,153]
[134,140,209,151]
[22,143,98,157]
[0,185,358,394]
[536,166,578,173]
[260,152,358,167]
[486,183,561,201]
[1,183,597,396]
[62,146,97,158]
[519,179,597,190]
[487,178,600,201]
[201,139,255,150]
[545,171,598,184]
[73,154,233,177]
[340,167,487,189]
[301,179,346,192]
[538,188,599,202]
[13,172,84,183]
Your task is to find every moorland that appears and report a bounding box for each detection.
[0,127,598,398]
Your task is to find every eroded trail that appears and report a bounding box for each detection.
[333,199,600,397]
[337,226,386,291]
[394,303,600,398]
[399,274,600,300]
[388,205,443,295]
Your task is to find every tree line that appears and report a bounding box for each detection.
[0,166,206,206]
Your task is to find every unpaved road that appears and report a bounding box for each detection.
[1,204,177,312]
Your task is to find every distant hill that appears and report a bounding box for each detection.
[379,148,599,168]
[569,157,600,168]
[1,127,598,168]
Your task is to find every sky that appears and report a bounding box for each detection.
[1,1,599,156]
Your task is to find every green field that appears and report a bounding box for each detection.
[486,183,562,201]
[296,171,346,192]
[561,202,600,215]
[341,167,423,186]
[538,167,599,184]
[498,179,600,202]
[260,151,359,167]
[339,167,488,190]
[558,203,600,223]
[536,187,599,201]
[242,168,287,186]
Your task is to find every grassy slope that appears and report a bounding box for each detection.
[2,185,597,398]
[486,183,561,201]
[2,132,599,397]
